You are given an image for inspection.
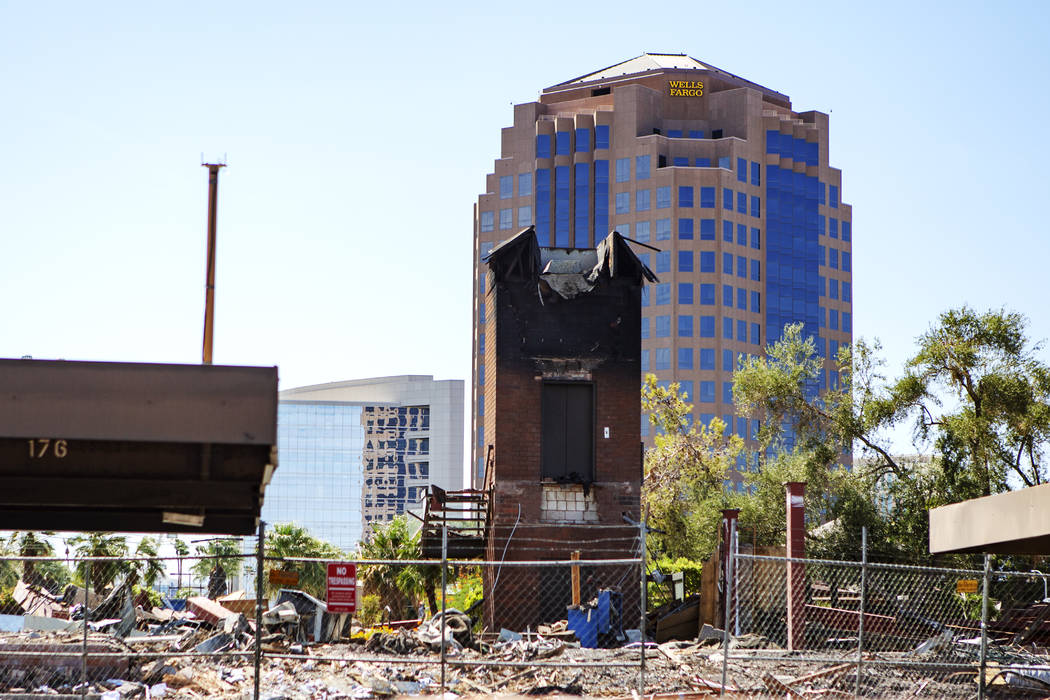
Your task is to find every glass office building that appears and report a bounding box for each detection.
[262,376,464,551]
[472,54,853,488]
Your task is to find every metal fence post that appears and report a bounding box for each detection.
[440,524,448,693]
[254,521,265,700]
[855,526,867,697]
[979,553,990,700]
[81,560,90,698]
[721,517,736,695]
[638,516,647,695]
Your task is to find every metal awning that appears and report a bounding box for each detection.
[929,482,1050,554]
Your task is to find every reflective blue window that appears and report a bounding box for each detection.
[655,315,671,337]
[750,290,760,313]
[737,255,747,278]
[737,157,747,182]
[737,191,747,213]
[679,186,694,207]
[829,308,839,331]
[667,129,682,138]
[700,187,715,208]
[673,156,689,167]
[700,252,715,273]
[843,312,852,333]
[678,217,693,239]
[722,349,734,371]
[842,252,851,272]
[842,221,851,242]
[636,189,651,211]
[575,127,590,153]
[723,382,734,403]
[700,315,715,337]
[478,393,485,416]
[700,218,715,240]
[718,156,731,170]
[750,161,760,186]
[750,195,760,218]
[818,245,826,267]
[479,302,486,323]
[480,211,494,232]
[594,160,608,241]
[554,166,570,246]
[656,218,671,240]
[641,349,649,371]
[635,221,650,242]
[689,129,704,139]
[656,186,672,209]
[534,168,550,244]
[829,248,839,270]
[679,348,693,370]
[699,283,715,305]
[518,172,532,197]
[722,252,733,274]
[615,191,630,214]
[818,306,826,328]
[641,287,649,307]
[737,288,747,309]
[699,381,715,403]
[829,217,838,239]
[574,163,589,247]
[694,157,709,167]
[723,284,733,306]
[678,315,693,337]
[556,131,570,155]
[679,283,693,304]
[842,282,851,302]
[700,348,715,370]
[736,417,747,438]
[829,278,839,300]
[678,250,693,272]
[479,273,486,295]
[750,259,761,281]
[829,185,839,208]
[723,317,733,339]
[479,364,485,385]
[595,125,609,149]
[723,220,733,243]
[656,252,671,274]
[615,158,630,182]
[654,347,671,370]
[818,215,825,237]
[641,413,649,436]
[499,175,513,199]
[636,155,651,180]
[536,134,551,159]
[723,188,733,210]
[750,323,761,345]
[819,182,826,205]
[641,317,649,339]
[737,319,747,341]
[737,223,747,246]
[499,208,512,229]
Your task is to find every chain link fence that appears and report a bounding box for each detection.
[0,526,648,698]
[723,532,1050,698]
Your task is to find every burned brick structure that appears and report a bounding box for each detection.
[480,227,655,631]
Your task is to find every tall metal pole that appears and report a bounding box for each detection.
[979,553,991,700]
[855,526,867,697]
[638,515,647,695]
[202,162,225,365]
[254,520,265,700]
[81,560,91,698]
[440,525,448,692]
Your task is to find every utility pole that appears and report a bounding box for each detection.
[202,161,225,364]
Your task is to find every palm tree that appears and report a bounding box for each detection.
[189,539,244,597]
[264,523,342,600]
[67,533,129,592]
[130,537,165,590]
[357,516,444,619]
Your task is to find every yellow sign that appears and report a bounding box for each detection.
[269,569,300,587]
[956,579,979,594]
[669,80,703,97]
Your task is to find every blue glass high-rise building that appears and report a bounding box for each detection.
[472,54,852,488]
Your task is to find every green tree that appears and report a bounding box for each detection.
[67,533,130,592]
[641,374,744,560]
[190,539,244,582]
[264,523,342,600]
[356,516,442,619]
[130,537,165,589]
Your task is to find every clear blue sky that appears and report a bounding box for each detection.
[3,1,1048,422]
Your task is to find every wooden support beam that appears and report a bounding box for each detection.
[571,550,581,606]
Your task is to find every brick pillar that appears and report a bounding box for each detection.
[784,482,806,650]
[720,509,739,633]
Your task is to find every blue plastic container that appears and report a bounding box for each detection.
[566,606,598,648]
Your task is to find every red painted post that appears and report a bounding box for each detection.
[720,508,739,632]
[785,482,806,650]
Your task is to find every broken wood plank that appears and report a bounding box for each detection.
[762,672,797,695]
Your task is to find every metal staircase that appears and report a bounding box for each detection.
[420,484,491,559]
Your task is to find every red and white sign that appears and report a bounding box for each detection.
[326,562,357,614]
